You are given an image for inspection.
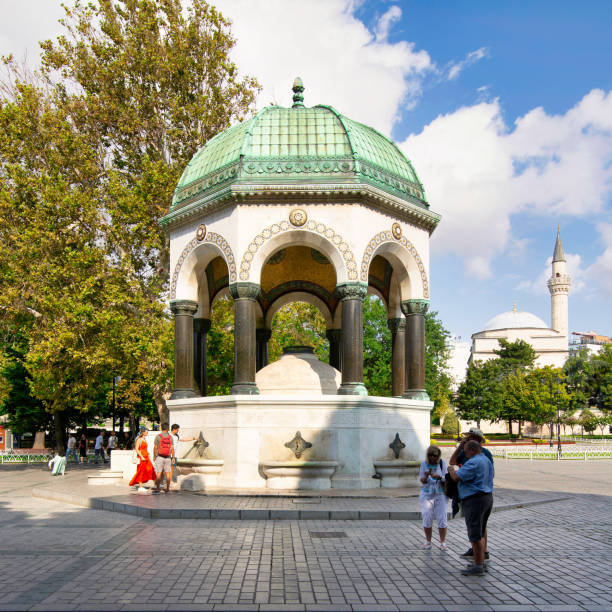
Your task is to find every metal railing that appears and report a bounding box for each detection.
[0,451,53,464]
[490,447,612,460]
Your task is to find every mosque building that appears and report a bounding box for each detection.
[469,229,571,369]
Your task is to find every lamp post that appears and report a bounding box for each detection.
[477,395,482,430]
[555,388,562,459]
[112,376,121,430]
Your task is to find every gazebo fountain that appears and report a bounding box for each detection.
[161,79,440,490]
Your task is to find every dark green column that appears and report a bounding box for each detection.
[193,318,211,396]
[326,329,342,371]
[170,299,198,400]
[387,318,406,397]
[335,282,368,396]
[229,282,261,395]
[400,299,429,400]
[256,328,272,371]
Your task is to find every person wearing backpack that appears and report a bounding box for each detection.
[153,423,175,494]
[418,445,449,550]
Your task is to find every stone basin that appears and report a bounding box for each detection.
[260,461,339,490]
[373,460,420,488]
[176,458,224,491]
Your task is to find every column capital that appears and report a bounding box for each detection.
[400,298,429,316]
[229,282,261,301]
[387,318,406,333]
[334,282,368,302]
[193,318,211,334]
[256,328,272,342]
[170,299,198,316]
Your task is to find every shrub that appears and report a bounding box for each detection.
[442,412,460,435]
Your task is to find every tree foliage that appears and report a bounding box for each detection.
[0,0,259,447]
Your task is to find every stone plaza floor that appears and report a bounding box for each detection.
[0,460,611,612]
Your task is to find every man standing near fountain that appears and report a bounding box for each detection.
[169,424,197,489]
[448,441,494,576]
[153,423,175,494]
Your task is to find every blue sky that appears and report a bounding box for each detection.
[2,0,612,343]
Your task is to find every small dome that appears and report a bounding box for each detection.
[256,346,341,395]
[483,309,548,331]
[170,80,427,212]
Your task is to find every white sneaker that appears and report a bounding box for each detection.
[421,541,432,550]
[137,487,149,494]
[440,542,449,551]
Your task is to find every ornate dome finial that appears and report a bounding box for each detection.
[292,77,305,108]
[512,300,517,313]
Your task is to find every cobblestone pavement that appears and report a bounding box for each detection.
[1,462,611,611]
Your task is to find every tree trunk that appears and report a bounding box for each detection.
[155,388,169,426]
[53,410,65,453]
[507,420,513,437]
[128,411,136,436]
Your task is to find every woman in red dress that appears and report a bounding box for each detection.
[129,428,156,493]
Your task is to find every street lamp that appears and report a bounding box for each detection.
[539,376,555,448]
[555,388,562,459]
[477,395,482,430]
[112,375,121,430]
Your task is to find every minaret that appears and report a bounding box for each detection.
[547,227,571,337]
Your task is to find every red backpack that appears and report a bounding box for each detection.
[158,433,173,457]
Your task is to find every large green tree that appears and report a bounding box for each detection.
[0,0,259,448]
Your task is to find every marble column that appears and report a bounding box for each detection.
[256,328,272,371]
[229,282,260,395]
[387,318,406,397]
[335,282,368,395]
[400,299,429,400]
[193,318,211,396]
[170,299,199,400]
[326,329,342,371]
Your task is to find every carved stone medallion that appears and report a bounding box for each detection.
[391,222,402,240]
[196,224,207,241]
[289,208,307,227]
[285,431,312,459]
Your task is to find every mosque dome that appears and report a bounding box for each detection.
[256,346,341,395]
[168,78,428,215]
[483,306,548,332]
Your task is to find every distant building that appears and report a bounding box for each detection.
[447,336,471,390]
[569,331,612,356]
[470,229,570,369]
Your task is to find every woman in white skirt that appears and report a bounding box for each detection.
[419,445,449,550]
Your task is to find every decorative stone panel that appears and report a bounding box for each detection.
[239,218,358,282]
[170,231,237,300]
[360,230,429,299]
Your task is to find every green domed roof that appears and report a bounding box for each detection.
[169,81,428,214]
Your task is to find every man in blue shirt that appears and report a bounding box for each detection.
[448,440,494,576]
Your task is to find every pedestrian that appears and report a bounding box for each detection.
[107,431,118,456]
[169,424,197,489]
[122,431,132,450]
[65,433,78,463]
[447,440,494,576]
[48,453,67,476]
[94,431,108,464]
[418,445,449,550]
[129,427,156,494]
[78,433,88,464]
[152,423,174,494]
[449,427,494,560]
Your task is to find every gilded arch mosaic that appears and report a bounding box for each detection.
[170,231,237,300]
[239,219,358,282]
[360,230,429,299]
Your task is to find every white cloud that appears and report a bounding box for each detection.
[447,47,489,81]
[374,5,402,42]
[214,0,433,135]
[403,89,612,278]
[586,223,612,296]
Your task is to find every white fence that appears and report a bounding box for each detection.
[490,446,612,461]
